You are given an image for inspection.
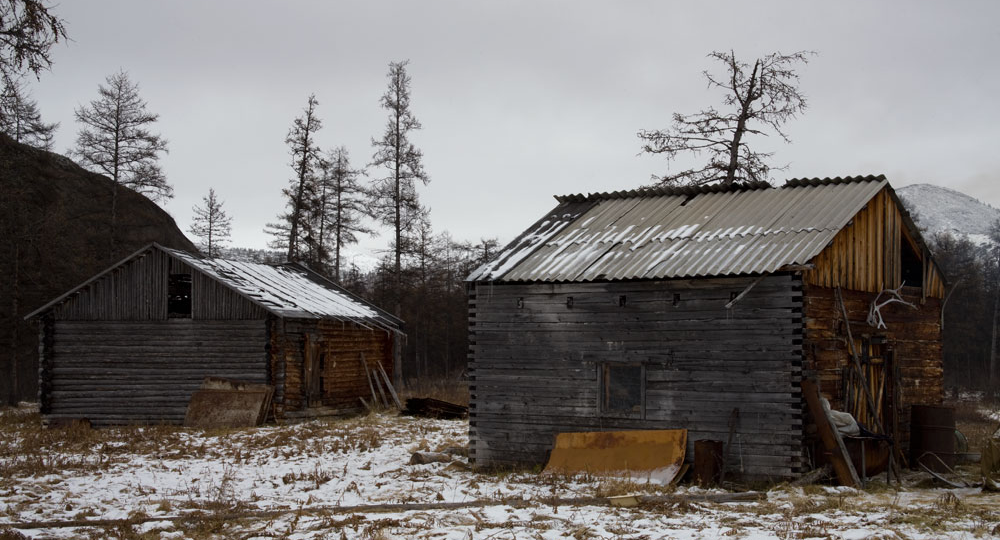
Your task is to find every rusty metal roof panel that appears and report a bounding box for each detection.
[470,176,888,283]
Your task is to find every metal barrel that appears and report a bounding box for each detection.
[910,405,957,472]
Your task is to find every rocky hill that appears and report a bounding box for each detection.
[0,134,195,404]
[896,183,1000,245]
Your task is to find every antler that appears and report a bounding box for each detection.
[867,283,917,329]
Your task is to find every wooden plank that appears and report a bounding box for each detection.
[376,362,403,409]
[801,379,860,487]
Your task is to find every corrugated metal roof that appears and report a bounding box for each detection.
[468,175,888,283]
[162,247,401,330]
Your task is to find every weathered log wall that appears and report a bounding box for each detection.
[469,274,805,480]
[802,283,942,448]
[277,319,394,412]
[40,319,268,425]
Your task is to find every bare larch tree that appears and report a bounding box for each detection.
[0,0,67,87]
[268,94,322,263]
[638,50,812,186]
[73,70,170,257]
[189,188,233,258]
[370,59,429,316]
[313,146,373,281]
[0,79,56,148]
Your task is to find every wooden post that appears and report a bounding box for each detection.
[361,352,379,408]
[836,287,901,478]
[392,332,403,389]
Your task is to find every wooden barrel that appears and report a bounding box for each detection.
[910,405,956,472]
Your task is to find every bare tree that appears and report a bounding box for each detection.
[267,94,322,263]
[370,59,429,316]
[313,146,374,281]
[638,50,812,186]
[189,188,232,258]
[74,71,170,258]
[0,0,67,88]
[0,78,56,148]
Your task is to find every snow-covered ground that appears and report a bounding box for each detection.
[2,405,998,539]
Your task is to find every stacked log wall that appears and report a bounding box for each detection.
[41,319,267,425]
[278,319,394,412]
[802,283,942,449]
[469,274,804,480]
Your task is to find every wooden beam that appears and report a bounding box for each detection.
[724,275,767,309]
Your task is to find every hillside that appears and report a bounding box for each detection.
[0,134,196,404]
[896,183,1000,245]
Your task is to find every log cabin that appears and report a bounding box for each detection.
[26,243,403,425]
[465,175,945,479]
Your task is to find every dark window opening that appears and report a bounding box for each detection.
[672,293,681,307]
[168,273,192,318]
[900,239,923,288]
[600,363,644,417]
[618,295,627,307]
[566,296,574,308]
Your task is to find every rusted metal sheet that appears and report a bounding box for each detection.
[469,176,888,283]
[543,429,688,485]
[183,377,274,429]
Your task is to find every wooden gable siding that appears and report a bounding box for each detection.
[276,319,393,413]
[53,248,267,321]
[54,248,169,320]
[468,274,805,479]
[803,188,945,298]
[802,283,942,449]
[39,319,267,425]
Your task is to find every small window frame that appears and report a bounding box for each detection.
[598,362,645,419]
[167,273,192,318]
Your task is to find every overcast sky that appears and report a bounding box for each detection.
[27,1,1000,260]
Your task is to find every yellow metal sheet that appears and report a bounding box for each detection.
[543,429,687,485]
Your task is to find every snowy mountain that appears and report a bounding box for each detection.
[896,183,1000,245]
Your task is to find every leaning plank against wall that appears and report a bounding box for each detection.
[469,274,804,480]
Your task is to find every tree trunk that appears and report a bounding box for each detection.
[990,285,999,399]
[7,243,20,406]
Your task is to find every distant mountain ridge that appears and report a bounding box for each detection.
[896,183,1000,245]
